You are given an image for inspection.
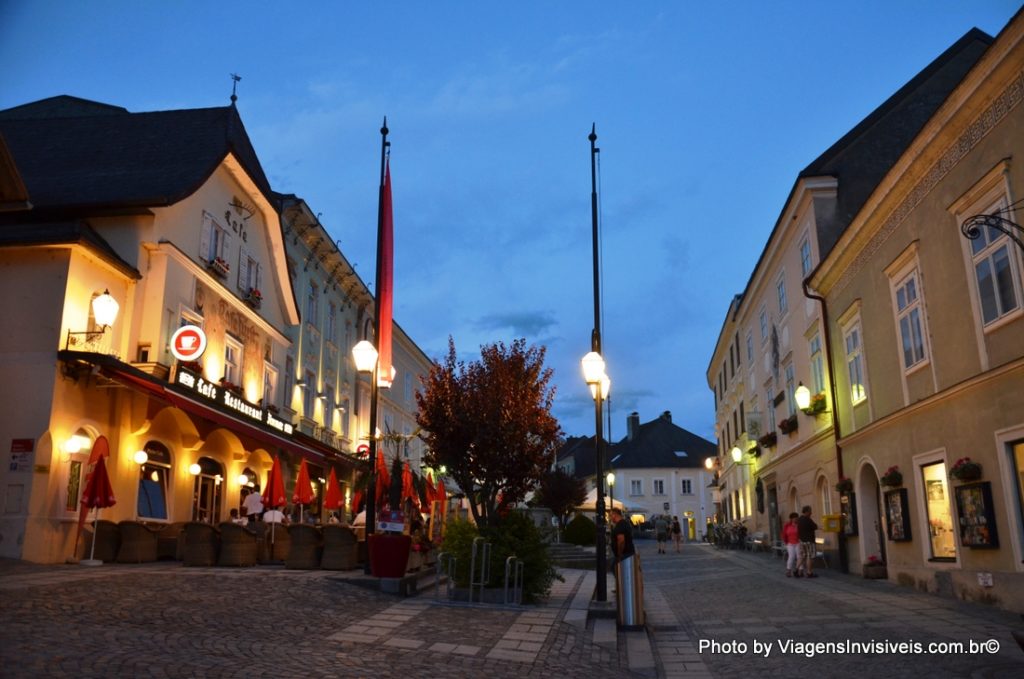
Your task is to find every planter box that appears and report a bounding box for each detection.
[369,533,412,578]
[863,564,888,580]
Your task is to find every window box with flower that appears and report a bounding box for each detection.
[245,287,262,309]
[778,414,799,436]
[804,392,828,416]
[758,431,778,449]
[179,359,203,374]
[880,465,903,487]
[949,457,982,482]
[219,378,243,396]
[835,477,853,494]
[209,256,230,279]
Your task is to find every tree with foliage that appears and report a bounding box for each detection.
[534,468,587,531]
[417,337,562,527]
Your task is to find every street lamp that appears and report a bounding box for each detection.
[584,123,609,604]
[607,471,615,511]
[794,382,811,411]
[352,338,380,574]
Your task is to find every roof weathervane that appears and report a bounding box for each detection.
[230,73,242,105]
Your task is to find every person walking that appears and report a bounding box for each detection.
[654,515,669,554]
[671,516,682,553]
[796,505,819,578]
[782,512,800,577]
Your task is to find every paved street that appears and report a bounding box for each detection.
[2,542,1023,678]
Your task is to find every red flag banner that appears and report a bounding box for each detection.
[377,160,394,385]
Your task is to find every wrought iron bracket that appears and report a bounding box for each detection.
[961,213,1024,253]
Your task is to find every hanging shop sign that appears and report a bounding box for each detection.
[175,366,294,436]
[170,325,207,362]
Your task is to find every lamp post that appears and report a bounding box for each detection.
[607,471,615,513]
[352,338,379,574]
[584,120,610,603]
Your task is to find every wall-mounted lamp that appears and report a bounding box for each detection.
[795,381,829,415]
[66,289,120,350]
[189,463,202,476]
[238,473,249,486]
[295,378,307,389]
[730,446,754,466]
[133,450,149,465]
[316,392,327,401]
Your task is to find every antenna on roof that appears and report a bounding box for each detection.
[230,73,242,106]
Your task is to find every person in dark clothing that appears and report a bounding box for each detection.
[796,505,819,578]
[609,507,635,564]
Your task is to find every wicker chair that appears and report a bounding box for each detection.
[80,519,120,562]
[183,522,220,567]
[155,522,187,560]
[285,524,322,570]
[217,522,258,567]
[257,522,291,563]
[116,521,160,563]
[320,525,358,570]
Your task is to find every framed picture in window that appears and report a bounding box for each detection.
[841,491,858,536]
[885,488,912,542]
[954,481,999,549]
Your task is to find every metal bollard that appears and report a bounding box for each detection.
[615,554,645,628]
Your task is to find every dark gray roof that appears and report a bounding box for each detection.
[0,221,140,278]
[0,95,274,215]
[610,414,715,470]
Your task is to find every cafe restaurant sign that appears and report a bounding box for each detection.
[175,367,294,436]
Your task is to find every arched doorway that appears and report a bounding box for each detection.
[137,441,172,521]
[190,456,224,523]
[857,463,885,564]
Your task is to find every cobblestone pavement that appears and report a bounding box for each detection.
[640,541,1024,678]
[0,559,628,679]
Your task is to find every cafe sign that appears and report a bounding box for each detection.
[175,367,294,436]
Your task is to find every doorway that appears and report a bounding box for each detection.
[857,464,885,564]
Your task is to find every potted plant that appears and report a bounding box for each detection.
[835,476,853,494]
[880,465,903,487]
[863,555,887,579]
[179,360,203,374]
[804,392,828,416]
[778,414,799,435]
[949,457,982,482]
[758,431,778,448]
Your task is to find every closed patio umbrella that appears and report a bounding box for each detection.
[81,455,116,566]
[401,461,418,511]
[262,455,287,547]
[324,468,344,516]
[293,458,314,522]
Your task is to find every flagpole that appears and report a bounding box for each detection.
[364,117,389,574]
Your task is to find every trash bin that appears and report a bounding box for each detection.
[615,553,645,628]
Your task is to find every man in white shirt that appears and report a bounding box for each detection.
[242,487,263,525]
[263,506,288,524]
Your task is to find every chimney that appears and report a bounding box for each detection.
[627,411,640,441]
[661,410,672,422]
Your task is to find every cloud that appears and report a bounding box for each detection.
[474,310,558,337]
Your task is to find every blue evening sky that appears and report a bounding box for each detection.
[1,1,1018,441]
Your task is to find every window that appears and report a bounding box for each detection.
[324,385,335,430]
[653,479,665,496]
[200,211,230,263]
[191,456,223,523]
[759,307,768,342]
[340,398,351,439]
[921,461,956,560]
[326,303,337,345]
[238,246,261,295]
[224,335,242,386]
[404,371,413,404]
[893,270,928,369]
[843,321,867,404]
[306,281,319,327]
[817,477,832,516]
[283,356,295,410]
[777,275,788,315]
[809,333,825,395]
[765,381,777,431]
[303,370,316,417]
[746,331,753,363]
[630,479,643,496]
[968,197,1021,325]
[137,441,172,521]
[681,479,692,495]
[784,363,796,417]
[800,238,813,277]
[263,363,278,409]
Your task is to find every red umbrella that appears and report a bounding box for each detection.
[80,456,116,565]
[262,455,287,550]
[374,452,390,508]
[436,477,446,512]
[293,457,315,523]
[262,456,287,509]
[424,470,436,506]
[324,468,344,511]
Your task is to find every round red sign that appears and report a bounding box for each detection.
[170,325,207,362]
[357,444,370,457]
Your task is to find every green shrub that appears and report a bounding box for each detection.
[563,513,596,546]
[440,511,558,603]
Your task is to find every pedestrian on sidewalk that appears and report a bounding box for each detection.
[671,516,682,553]
[655,515,668,554]
[797,505,819,578]
[610,508,635,565]
[782,512,800,577]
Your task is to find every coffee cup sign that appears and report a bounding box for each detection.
[170,325,208,362]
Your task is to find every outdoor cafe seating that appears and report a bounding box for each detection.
[285,524,322,569]
[217,522,259,567]
[116,520,160,563]
[183,521,220,567]
[320,525,358,570]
